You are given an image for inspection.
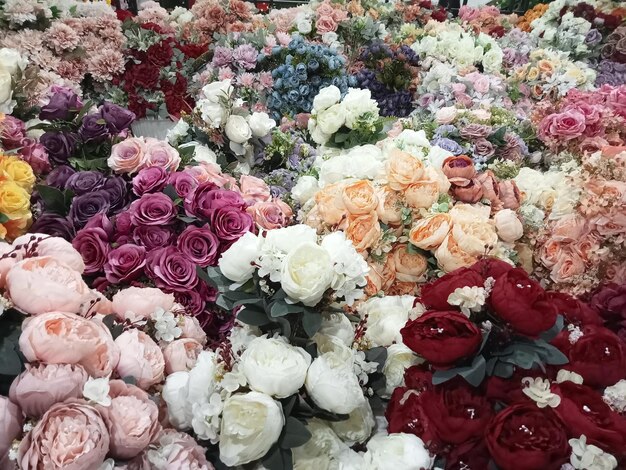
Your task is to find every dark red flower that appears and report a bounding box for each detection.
[178,43,208,59]
[130,63,160,90]
[546,291,603,326]
[116,9,134,21]
[385,387,438,448]
[419,267,484,311]
[148,41,174,67]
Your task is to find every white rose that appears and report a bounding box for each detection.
[241,336,312,398]
[219,392,284,466]
[435,106,458,125]
[292,175,320,205]
[0,48,27,75]
[297,19,312,34]
[263,224,318,254]
[313,85,341,111]
[0,69,13,111]
[281,243,333,306]
[218,232,262,282]
[305,347,365,414]
[494,209,524,243]
[202,79,233,102]
[309,121,332,145]
[316,103,346,135]
[248,112,276,137]
[382,344,422,398]
[166,119,189,144]
[321,32,339,45]
[341,88,379,129]
[360,295,416,347]
[330,400,374,445]
[482,48,503,74]
[198,100,227,128]
[315,312,354,347]
[225,114,252,144]
[363,433,433,470]
[191,143,217,164]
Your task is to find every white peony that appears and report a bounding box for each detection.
[316,103,346,135]
[360,296,416,347]
[382,344,422,398]
[248,112,276,137]
[218,232,262,283]
[0,48,27,75]
[258,224,318,281]
[240,336,312,398]
[494,209,524,243]
[292,175,320,205]
[225,114,252,144]
[0,69,13,113]
[313,85,341,111]
[363,433,433,470]
[305,346,365,414]
[219,392,284,466]
[482,47,503,74]
[341,88,379,129]
[309,122,332,145]
[293,419,348,465]
[317,145,384,186]
[281,242,334,306]
[315,312,355,347]
[330,400,375,445]
[192,143,218,164]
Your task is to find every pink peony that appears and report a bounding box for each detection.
[115,329,165,390]
[0,397,22,466]
[112,287,175,322]
[163,338,204,374]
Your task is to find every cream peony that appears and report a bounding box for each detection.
[494,209,524,243]
[382,344,422,397]
[360,295,416,347]
[281,242,333,306]
[363,433,433,470]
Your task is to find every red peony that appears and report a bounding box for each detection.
[552,325,626,387]
[546,291,603,326]
[490,268,558,337]
[420,268,484,311]
[446,439,490,470]
[469,257,514,281]
[401,311,482,368]
[485,369,545,405]
[403,364,433,391]
[385,387,438,448]
[485,403,569,470]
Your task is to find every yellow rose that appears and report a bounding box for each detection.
[0,156,35,191]
[0,180,31,219]
[526,67,540,81]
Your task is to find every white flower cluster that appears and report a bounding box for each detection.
[308,85,380,145]
[0,48,28,114]
[219,225,369,307]
[603,379,626,413]
[569,435,618,470]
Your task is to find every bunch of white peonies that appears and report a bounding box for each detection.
[0,48,28,114]
[307,85,380,145]
[218,224,369,307]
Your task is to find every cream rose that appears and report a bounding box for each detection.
[0,69,13,112]
[219,392,284,466]
[281,242,333,306]
[0,48,28,75]
[225,114,252,143]
[360,295,416,347]
[494,209,524,242]
[292,175,320,205]
[115,329,165,389]
[435,106,458,124]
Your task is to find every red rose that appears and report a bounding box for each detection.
[130,63,160,90]
[553,382,626,455]
[148,41,174,67]
[385,387,438,448]
[552,325,626,387]
[401,311,482,368]
[490,268,558,337]
[420,268,484,310]
[116,9,134,21]
[420,382,493,446]
[546,291,603,326]
[485,403,569,470]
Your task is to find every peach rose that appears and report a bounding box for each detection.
[593,212,626,237]
[97,380,161,460]
[538,237,563,269]
[342,180,379,215]
[112,287,175,322]
[314,182,347,226]
[9,363,88,418]
[178,316,207,345]
[185,162,238,189]
[409,213,452,250]
[387,281,418,296]
[573,233,600,263]
[435,234,477,272]
[164,338,204,374]
[109,137,146,174]
[550,248,586,284]
[12,233,85,273]
[240,175,271,205]
[144,138,181,172]
[365,260,395,296]
[449,203,491,225]
[452,222,498,256]
[498,180,522,210]
[451,179,484,203]
[551,214,588,242]
[6,256,93,315]
[537,59,554,76]
[494,209,524,243]
[248,199,293,230]
[405,179,440,209]
[0,397,22,465]
[19,312,120,377]
[442,155,476,185]
[18,401,109,470]
[376,186,403,225]
[115,329,165,390]
[386,149,424,191]
[390,245,427,282]
[346,213,381,252]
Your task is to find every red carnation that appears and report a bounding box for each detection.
[148,41,174,67]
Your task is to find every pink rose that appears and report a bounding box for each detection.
[239,175,271,205]
[248,199,293,230]
[551,214,588,242]
[19,312,120,377]
[18,401,109,470]
[473,75,490,94]
[150,430,214,470]
[0,397,22,465]
[96,380,161,460]
[164,338,204,374]
[115,329,165,390]
[607,87,626,118]
[539,111,586,141]
[6,256,92,315]
[316,15,338,34]
[178,316,207,345]
[108,137,146,174]
[550,248,586,284]
[9,363,88,418]
[144,138,181,172]
[112,287,175,322]
[184,162,238,189]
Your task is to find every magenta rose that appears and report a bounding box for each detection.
[185,183,245,219]
[167,171,198,199]
[130,193,178,226]
[114,211,133,239]
[210,207,254,244]
[177,225,220,267]
[72,226,111,274]
[174,290,205,316]
[19,138,51,174]
[104,244,146,283]
[0,115,26,149]
[132,225,176,250]
[145,246,198,291]
[132,166,168,196]
[539,111,586,141]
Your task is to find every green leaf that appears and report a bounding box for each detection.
[280,417,312,449]
[262,445,293,470]
[433,355,487,387]
[365,346,388,373]
[0,213,9,224]
[281,395,298,417]
[36,184,68,215]
[122,376,137,386]
[237,306,270,326]
[163,184,179,202]
[539,315,564,342]
[178,216,196,223]
[270,301,303,318]
[75,100,95,124]
[302,311,322,337]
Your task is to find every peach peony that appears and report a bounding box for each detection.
[342,180,379,215]
[386,149,424,191]
[435,234,477,272]
[409,214,452,250]
[390,245,428,282]
[345,213,381,252]
[376,186,403,225]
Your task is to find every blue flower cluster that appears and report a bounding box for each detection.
[265,36,356,120]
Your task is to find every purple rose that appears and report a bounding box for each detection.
[72,227,111,274]
[103,176,129,213]
[145,246,198,291]
[39,86,83,121]
[432,137,464,155]
[132,167,168,196]
[69,190,111,228]
[104,244,146,283]
[65,171,105,195]
[0,115,26,149]
[19,138,51,174]
[459,124,492,139]
[40,131,78,164]
[29,214,75,241]
[45,166,76,189]
[167,172,198,199]
[585,29,603,46]
[177,225,220,267]
[185,184,245,219]
[79,114,110,142]
[132,225,176,250]
[100,102,135,134]
[209,207,254,243]
[473,138,496,158]
[232,44,258,70]
[84,213,114,238]
[129,193,178,226]
[173,290,205,316]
